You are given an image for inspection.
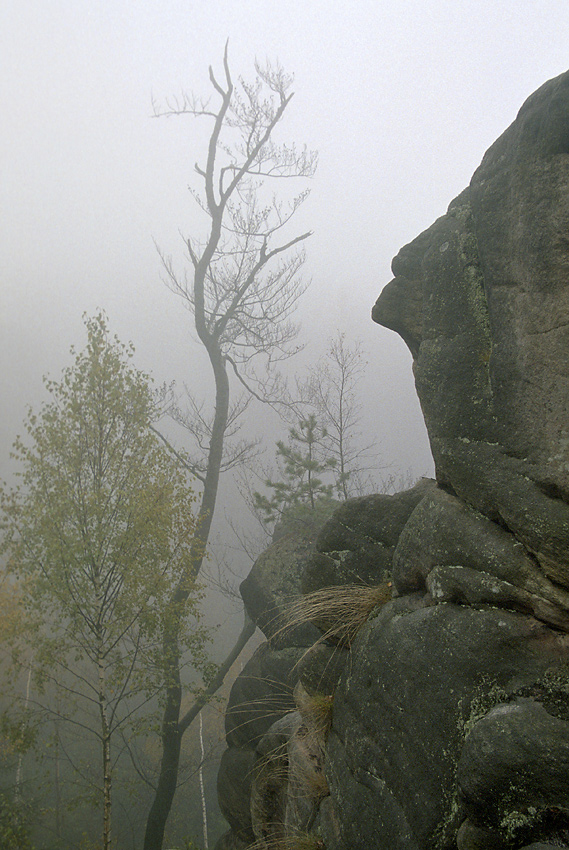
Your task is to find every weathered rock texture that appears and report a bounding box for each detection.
[373,71,569,586]
[216,516,336,850]
[215,71,569,850]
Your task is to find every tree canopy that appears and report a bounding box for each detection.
[0,313,206,850]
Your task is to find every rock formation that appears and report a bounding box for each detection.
[215,70,569,850]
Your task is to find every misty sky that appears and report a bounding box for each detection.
[2,0,569,485]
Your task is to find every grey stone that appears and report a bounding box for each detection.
[521,845,567,849]
[240,525,323,648]
[213,831,250,850]
[393,487,569,627]
[456,819,508,850]
[373,70,569,586]
[216,747,256,843]
[296,643,349,697]
[224,642,300,749]
[425,565,569,631]
[218,70,569,850]
[326,602,569,849]
[250,709,327,842]
[303,479,434,593]
[457,699,569,831]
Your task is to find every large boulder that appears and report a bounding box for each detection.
[218,508,334,848]
[373,71,569,586]
[457,698,569,842]
[216,747,257,846]
[303,479,435,593]
[224,642,301,749]
[321,600,569,849]
[240,524,323,648]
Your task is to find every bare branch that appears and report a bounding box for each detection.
[149,424,206,484]
[179,611,255,734]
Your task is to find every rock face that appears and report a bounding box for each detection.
[373,71,569,585]
[215,71,569,850]
[216,515,336,850]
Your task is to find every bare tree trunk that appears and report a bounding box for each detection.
[143,705,182,850]
[144,49,313,849]
[144,348,228,850]
[143,612,255,850]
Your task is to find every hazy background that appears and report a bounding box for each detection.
[2,0,569,504]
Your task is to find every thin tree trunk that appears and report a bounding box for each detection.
[142,712,182,850]
[102,731,112,850]
[55,706,61,841]
[143,612,254,850]
[144,50,309,849]
[199,711,209,849]
[98,650,112,850]
[14,655,33,803]
[144,347,229,850]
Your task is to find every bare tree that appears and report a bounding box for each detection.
[144,46,317,850]
[301,333,382,499]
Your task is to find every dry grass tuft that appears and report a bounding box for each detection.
[279,581,392,648]
[247,830,325,850]
[297,691,334,739]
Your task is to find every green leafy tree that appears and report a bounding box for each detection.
[0,792,34,850]
[0,314,207,850]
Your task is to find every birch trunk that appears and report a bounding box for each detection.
[98,648,112,850]
[199,711,209,849]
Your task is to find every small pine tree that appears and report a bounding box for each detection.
[254,416,337,529]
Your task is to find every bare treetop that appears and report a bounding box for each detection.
[156,45,317,386]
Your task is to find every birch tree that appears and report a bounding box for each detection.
[0,314,206,850]
[145,46,316,849]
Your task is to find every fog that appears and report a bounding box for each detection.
[3,2,569,490]
[3,4,569,847]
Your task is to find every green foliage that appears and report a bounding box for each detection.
[2,312,206,684]
[254,415,337,529]
[0,714,36,759]
[0,792,35,850]
[0,313,209,846]
[182,839,203,850]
